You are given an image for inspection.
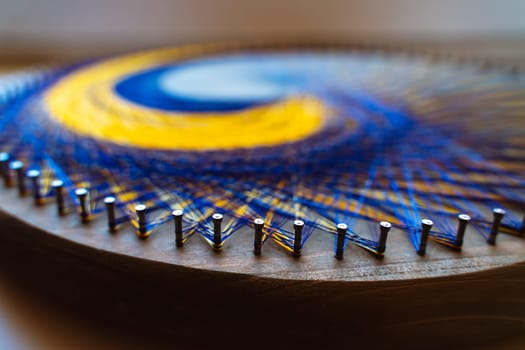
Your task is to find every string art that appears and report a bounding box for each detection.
[1,42,524,262]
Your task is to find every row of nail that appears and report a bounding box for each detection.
[0,154,520,259]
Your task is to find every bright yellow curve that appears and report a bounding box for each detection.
[45,46,327,151]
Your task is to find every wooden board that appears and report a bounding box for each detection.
[1,43,525,348]
[1,183,525,349]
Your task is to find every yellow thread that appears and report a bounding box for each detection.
[45,46,327,151]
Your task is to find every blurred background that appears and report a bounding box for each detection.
[1,0,525,61]
[0,0,524,348]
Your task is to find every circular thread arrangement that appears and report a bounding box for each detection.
[0,41,524,258]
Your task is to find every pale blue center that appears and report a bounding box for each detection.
[158,59,295,102]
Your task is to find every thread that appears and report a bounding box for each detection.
[0,43,523,257]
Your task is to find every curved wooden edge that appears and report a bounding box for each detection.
[1,210,525,349]
[1,184,525,282]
